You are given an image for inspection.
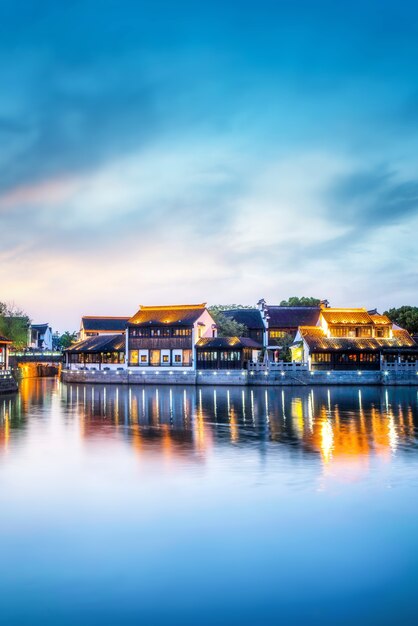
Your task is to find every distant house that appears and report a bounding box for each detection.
[29,324,53,350]
[64,334,126,371]
[0,335,12,370]
[196,337,262,370]
[127,304,216,369]
[291,306,418,370]
[80,316,130,341]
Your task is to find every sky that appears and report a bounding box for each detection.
[1,0,418,332]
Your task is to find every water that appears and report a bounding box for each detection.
[1,379,418,625]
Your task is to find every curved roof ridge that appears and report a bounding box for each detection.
[138,304,206,310]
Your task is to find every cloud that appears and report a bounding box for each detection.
[1,1,418,329]
[327,166,418,227]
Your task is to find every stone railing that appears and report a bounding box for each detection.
[247,361,309,372]
[382,362,418,370]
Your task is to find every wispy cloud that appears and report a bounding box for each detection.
[1,1,418,329]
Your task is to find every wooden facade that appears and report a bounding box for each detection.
[196,337,262,370]
[64,334,125,370]
[127,304,216,369]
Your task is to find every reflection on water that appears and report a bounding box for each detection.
[2,380,417,470]
[1,379,418,626]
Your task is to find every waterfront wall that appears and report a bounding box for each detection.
[0,370,18,394]
[61,368,418,387]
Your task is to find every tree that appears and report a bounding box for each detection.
[277,332,295,362]
[208,305,249,337]
[0,302,30,350]
[57,331,79,350]
[384,306,418,335]
[279,297,321,307]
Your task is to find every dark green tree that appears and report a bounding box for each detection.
[384,306,418,335]
[0,302,30,349]
[272,332,294,362]
[57,331,79,350]
[279,297,321,307]
[208,306,249,337]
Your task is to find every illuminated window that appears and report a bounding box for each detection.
[162,355,169,363]
[131,328,151,337]
[140,355,147,363]
[174,355,181,363]
[270,330,287,339]
[357,327,372,337]
[312,353,331,363]
[334,328,353,337]
[183,350,192,365]
[129,350,139,364]
[173,328,192,337]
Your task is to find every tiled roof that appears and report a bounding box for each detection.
[31,323,50,333]
[321,309,372,325]
[82,317,130,332]
[393,328,416,344]
[196,337,262,349]
[129,304,207,327]
[299,325,324,337]
[300,326,417,352]
[370,314,391,325]
[65,334,125,353]
[0,335,12,343]
[266,306,321,328]
[221,309,264,329]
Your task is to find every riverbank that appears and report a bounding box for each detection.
[61,367,418,386]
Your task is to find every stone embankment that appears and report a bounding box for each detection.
[61,368,418,387]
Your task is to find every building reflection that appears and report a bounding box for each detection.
[59,383,418,468]
[0,381,417,466]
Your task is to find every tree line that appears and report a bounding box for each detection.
[0,301,77,350]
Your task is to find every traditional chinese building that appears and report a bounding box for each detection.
[64,334,125,370]
[0,335,11,370]
[127,304,216,369]
[256,299,321,360]
[80,316,130,341]
[196,337,262,370]
[292,307,418,370]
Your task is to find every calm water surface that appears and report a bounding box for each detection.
[1,379,418,625]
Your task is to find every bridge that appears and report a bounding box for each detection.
[9,352,63,379]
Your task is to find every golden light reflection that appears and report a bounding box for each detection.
[3,381,417,473]
[229,405,239,443]
[291,397,304,438]
[320,417,334,464]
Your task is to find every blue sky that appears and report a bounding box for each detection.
[1,1,417,331]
